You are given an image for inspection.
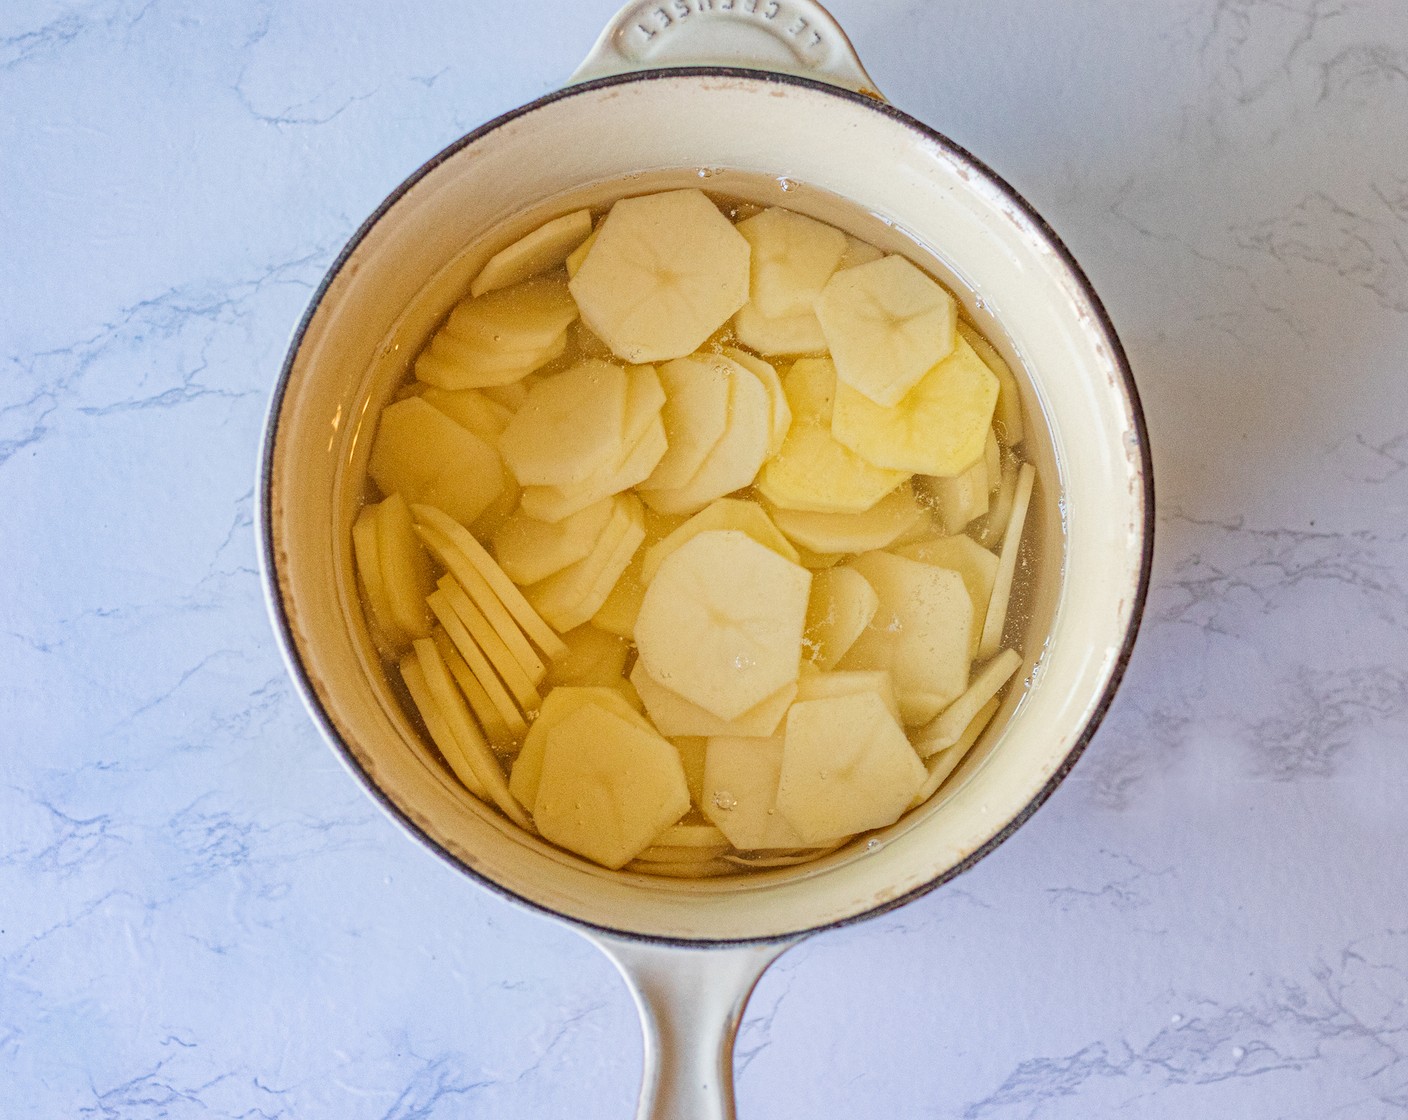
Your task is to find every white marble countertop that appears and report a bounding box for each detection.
[5,1,1407,1115]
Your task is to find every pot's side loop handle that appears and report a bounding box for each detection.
[571,0,884,99]
[588,931,801,1120]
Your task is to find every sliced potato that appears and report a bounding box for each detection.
[977,463,1035,660]
[639,356,771,515]
[674,737,707,807]
[491,497,616,587]
[368,397,503,528]
[722,348,791,456]
[400,654,487,800]
[702,734,806,850]
[642,498,798,585]
[802,566,878,671]
[922,457,989,535]
[837,550,974,725]
[731,301,829,357]
[630,659,797,738]
[534,702,691,869]
[766,483,927,554]
[444,274,579,350]
[426,588,529,737]
[569,189,751,363]
[374,493,433,641]
[498,360,629,488]
[524,494,646,633]
[911,696,1000,807]
[435,575,543,707]
[634,530,811,721]
[794,668,900,725]
[893,533,999,657]
[738,207,847,318]
[757,358,909,513]
[352,504,401,646]
[591,507,687,638]
[419,387,514,439]
[564,225,600,278]
[837,235,883,270]
[916,648,1022,757]
[509,686,654,809]
[815,255,957,407]
[471,208,592,296]
[641,354,733,493]
[776,692,925,845]
[434,632,517,747]
[957,319,1024,446]
[830,334,998,477]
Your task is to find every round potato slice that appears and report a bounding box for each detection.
[634,530,811,721]
[569,190,751,363]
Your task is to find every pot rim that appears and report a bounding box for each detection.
[258,65,1155,947]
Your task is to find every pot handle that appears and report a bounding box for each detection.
[587,931,802,1119]
[571,0,883,99]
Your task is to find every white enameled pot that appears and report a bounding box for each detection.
[258,3,1153,1117]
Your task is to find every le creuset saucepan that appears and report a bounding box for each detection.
[258,3,1153,1116]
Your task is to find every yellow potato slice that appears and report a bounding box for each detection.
[640,355,733,493]
[564,225,600,279]
[731,301,829,357]
[638,356,771,515]
[471,208,592,297]
[837,550,974,725]
[418,386,513,440]
[545,624,630,689]
[917,649,1022,757]
[766,483,927,554]
[426,589,529,737]
[414,330,566,390]
[498,360,629,487]
[641,498,798,585]
[702,734,806,850]
[635,530,811,721]
[837,236,883,270]
[524,494,646,633]
[802,566,878,671]
[400,654,487,800]
[722,348,791,456]
[433,631,516,747]
[776,692,926,845]
[569,189,751,362]
[435,575,544,706]
[372,493,434,641]
[654,822,729,848]
[517,364,667,522]
[480,379,531,411]
[368,397,503,528]
[633,843,730,864]
[737,207,847,319]
[444,274,579,351]
[794,668,901,724]
[491,497,616,587]
[590,507,686,638]
[509,686,652,809]
[973,449,1019,548]
[412,504,568,661]
[757,358,909,513]
[910,696,1000,807]
[630,660,798,738]
[534,703,691,869]
[893,533,999,658]
[815,255,957,407]
[831,334,998,477]
[923,457,989,535]
[978,462,1036,660]
[411,638,531,828]
[352,504,401,646]
[957,319,1024,446]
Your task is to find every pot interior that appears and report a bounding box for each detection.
[264,71,1148,943]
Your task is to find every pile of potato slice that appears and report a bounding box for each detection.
[354,188,1037,874]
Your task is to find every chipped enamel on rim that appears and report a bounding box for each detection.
[259,69,1152,945]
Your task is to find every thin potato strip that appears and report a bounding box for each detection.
[427,589,528,737]
[975,452,1018,549]
[722,841,849,868]
[352,506,401,645]
[633,844,731,864]
[977,462,1035,660]
[957,319,1023,446]
[416,522,550,683]
[414,504,569,660]
[433,631,517,748]
[413,638,531,828]
[916,649,1022,757]
[399,654,488,801]
[911,697,1001,806]
[438,575,543,711]
[653,823,730,848]
[625,858,737,878]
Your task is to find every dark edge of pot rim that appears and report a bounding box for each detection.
[257,65,1156,951]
